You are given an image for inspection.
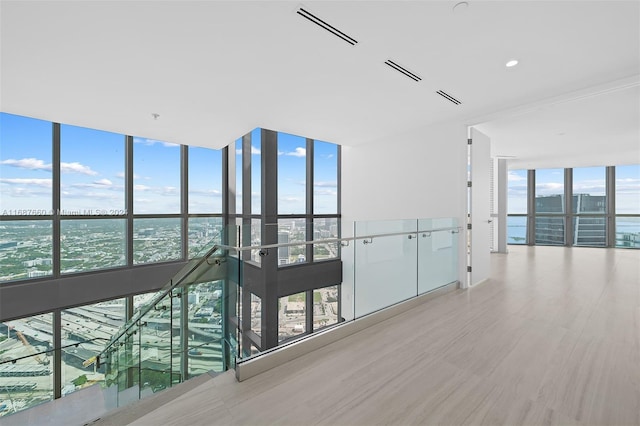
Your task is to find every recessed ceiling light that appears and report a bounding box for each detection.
[506,59,519,68]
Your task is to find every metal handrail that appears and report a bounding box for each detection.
[96,244,225,360]
[218,226,462,251]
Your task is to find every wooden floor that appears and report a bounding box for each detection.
[102,246,640,426]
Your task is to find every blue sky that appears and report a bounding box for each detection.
[509,166,640,214]
[234,129,338,215]
[1,113,338,216]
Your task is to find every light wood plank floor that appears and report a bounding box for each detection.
[104,246,640,426]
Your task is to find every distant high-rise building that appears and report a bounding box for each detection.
[278,231,290,265]
[535,194,606,246]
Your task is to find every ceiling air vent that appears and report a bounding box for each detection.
[436,90,462,105]
[296,8,358,46]
[384,60,422,82]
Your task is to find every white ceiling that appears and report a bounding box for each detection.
[1,1,639,168]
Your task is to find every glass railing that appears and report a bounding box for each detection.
[234,217,461,363]
[0,336,109,417]
[94,225,240,410]
[28,217,459,414]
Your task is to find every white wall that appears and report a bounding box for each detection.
[340,120,469,305]
[342,121,468,229]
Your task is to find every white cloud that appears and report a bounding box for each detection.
[573,180,605,195]
[285,147,306,158]
[235,145,261,156]
[189,189,222,196]
[134,184,151,191]
[60,162,98,175]
[535,182,564,196]
[70,179,119,189]
[508,171,526,182]
[314,189,337,196]
[116,172,141,180]
[133,137,179,148]
[161,186,178,195]
[314,181,337,188]
[1,158,51,171]
[279,196,301,203]
[0,178,52,188]
[1,158,99,175]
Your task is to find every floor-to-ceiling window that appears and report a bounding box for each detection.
[507,164,638,249]
[232,129,341,351]
[615,164,640,248]
[572,166,606,247]
[0,113,54,281]
[535,168,566,245]
[0,112,224,416]
[507,169,528,244]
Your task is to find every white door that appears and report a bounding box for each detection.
[470,127,491,286]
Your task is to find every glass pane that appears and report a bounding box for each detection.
[314,286,338,330]
[249,219,262,263]
[250,293,262,337]
[279,292,306,342]
[1,313,54,414]
[133,291,160,313]
[616,164,640,214]
[188,217,223,258]
[0,113,52,214]
[251,129,261,215]
[354,219,418,317]
[573,167,606,214]
[278,132,306,214]
[535,216,565,245]
[134,218,181,264]
[60,124,124,213]
[313,218,339,261]
[0,220,53,282]
[133,137,180,214]
[507,216,527,244]
[507,169,527,214]
[188,146,222,214]
[616,216,640,248]
[314,140,338,214]
[60,299,126,397]
[278,218,307,265]
[60,219,126,274]
[417,218,458,294]
[573,216,606,247]
[187,281,225,376]
[535,168,564,213]
[139,296,172,396]
[235,138,242,215]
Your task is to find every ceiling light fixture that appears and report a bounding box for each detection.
[506,59,519,68]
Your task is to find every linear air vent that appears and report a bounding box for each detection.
[296,8,358,46]
[384,60,422,82]
[436,90,462,105]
